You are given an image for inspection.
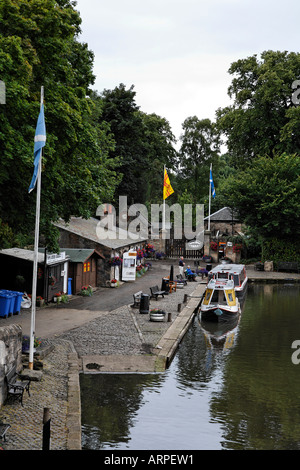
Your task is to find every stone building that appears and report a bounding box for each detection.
[54,217,148,287]
[204,207,243,237]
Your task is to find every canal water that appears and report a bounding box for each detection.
[80,283,300,450]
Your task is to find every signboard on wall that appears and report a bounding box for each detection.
[122,251,137,281]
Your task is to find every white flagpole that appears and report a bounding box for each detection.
[29,86,44,370]
[208,164,212,231]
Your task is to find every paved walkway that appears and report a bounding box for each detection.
[0,260,299,450]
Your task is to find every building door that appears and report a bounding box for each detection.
[82,258,97,287]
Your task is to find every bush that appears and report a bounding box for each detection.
[262,238,300,265]
[80,285,93,296]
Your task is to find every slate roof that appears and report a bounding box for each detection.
[54,217,147,249]
[204,207,239,222]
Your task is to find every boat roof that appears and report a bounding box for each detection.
[210,264,246,275]
[207,278,235,289]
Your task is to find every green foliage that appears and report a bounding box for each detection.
[178,116,220,204]
[262,238,300,265]
[217,50,300,167]
[99,84,177,205]
[218,153,300,240]
[0,218,14,249]
[0,0,120,249]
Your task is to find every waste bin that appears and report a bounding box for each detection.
[206,263,212,273]
[161,278,170,294]
[139,294,150,314]
[0,291,11,318]
[68,278,72,295]
[8,292,16,314]
[12,291,23,314]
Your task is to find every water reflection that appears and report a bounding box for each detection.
[81,373,167,449]
[210,283,300,450]
[81,284,300,450]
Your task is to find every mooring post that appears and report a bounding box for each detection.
[43,407,51,450]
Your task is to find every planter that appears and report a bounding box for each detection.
[53,296,61,303]
[110,283,117,288]
[36,299,44,307]
[150,310,166,322]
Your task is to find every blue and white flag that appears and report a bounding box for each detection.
[210,167,216,198]
[28,104,46,193]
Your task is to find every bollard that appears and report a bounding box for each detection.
[177,303,182,312]
[183,294,188,303]
[167,312,172,322]
[43,408,51,450]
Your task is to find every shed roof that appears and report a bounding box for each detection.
[0,248,45,263]
[0,248,70,265]
[54,217,147,249]
[62,248,103,263]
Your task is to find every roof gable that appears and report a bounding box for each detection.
[204,207,239,222]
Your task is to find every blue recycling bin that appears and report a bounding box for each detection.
[68,278,72,295]
[0,292,11,318]
[0,290,15,315]
[0,290,23,316]
[12,291,23,314]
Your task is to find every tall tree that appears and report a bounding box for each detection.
[218,153,300,240]
[140,111,178,205]
[100,84,178,206]
[0,0,119,250]
[100,84,146,205]
[217,50,300,166]
[179,116,220,204]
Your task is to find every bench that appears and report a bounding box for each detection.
[184,270,197,282]
[132,291,143,308]
[0,422,10,442]
[5,365,31,406]
[169,281,177,293]
[277,261,300,273]
[150,285,165,300]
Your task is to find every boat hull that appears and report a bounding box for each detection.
[201,307,239,323]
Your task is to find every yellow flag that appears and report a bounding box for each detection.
[163,168,174,199]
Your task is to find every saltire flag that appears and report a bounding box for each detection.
[28,104,46,193]
[163,168,174,199]
[210,167,216,198]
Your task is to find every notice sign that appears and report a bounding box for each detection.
[122,251,137,281]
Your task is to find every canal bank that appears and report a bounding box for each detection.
[0,261,206,450]
[0,263,299,450]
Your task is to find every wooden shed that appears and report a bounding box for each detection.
[0,248,69,302]
[63,248,104,294]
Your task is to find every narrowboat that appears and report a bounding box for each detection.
[208,264,248,297]
[200,278,240,322]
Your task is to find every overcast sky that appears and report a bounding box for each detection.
[75,0,299,144]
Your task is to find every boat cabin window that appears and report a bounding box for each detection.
[211,290,227,305]
[205,291,211,301]
[233,274,239,286]
[217,273,228,280]
[211,290,219,303]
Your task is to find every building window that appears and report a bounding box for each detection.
[84,262,91,273]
